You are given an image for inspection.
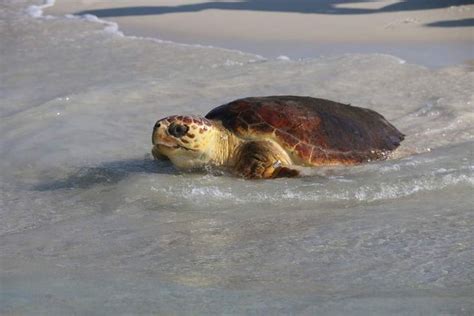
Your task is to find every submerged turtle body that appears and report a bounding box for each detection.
[152,96,404,179]
[205,96,404,166]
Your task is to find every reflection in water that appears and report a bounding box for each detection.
[33,158,175,191]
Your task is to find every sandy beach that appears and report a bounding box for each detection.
[48,0,474,66]
[1,1,473,314]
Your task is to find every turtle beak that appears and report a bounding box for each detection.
[152,120,170,146]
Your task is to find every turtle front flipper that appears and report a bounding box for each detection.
[234,141,299,179]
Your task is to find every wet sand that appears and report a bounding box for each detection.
[47,0,474,66]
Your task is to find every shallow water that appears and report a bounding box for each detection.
[1,1,473,315]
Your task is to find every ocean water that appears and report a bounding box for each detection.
[1,1,473,315]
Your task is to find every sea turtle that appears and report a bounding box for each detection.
[152,96,404,179]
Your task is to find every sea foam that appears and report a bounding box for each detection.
[26,0,55,18]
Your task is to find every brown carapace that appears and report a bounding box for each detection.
[152,96,404,179]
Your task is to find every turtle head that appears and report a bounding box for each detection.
[152,115,219,170]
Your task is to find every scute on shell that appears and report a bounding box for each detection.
[205,96,404,165]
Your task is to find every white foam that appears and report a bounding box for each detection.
[144,168,473,207]
[63,13,124,37]
[26,0,55,18]
[58,11,264,60]
[277,55,291,61]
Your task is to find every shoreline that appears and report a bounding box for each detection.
[2,2,474,315]
[45,0,474,67]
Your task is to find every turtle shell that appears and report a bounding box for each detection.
[205,96,404,165]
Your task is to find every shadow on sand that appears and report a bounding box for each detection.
[426,18,474,27]
[75,0,473,18]
[34,158,176,191]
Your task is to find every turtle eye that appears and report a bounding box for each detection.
[168,123,189,138]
